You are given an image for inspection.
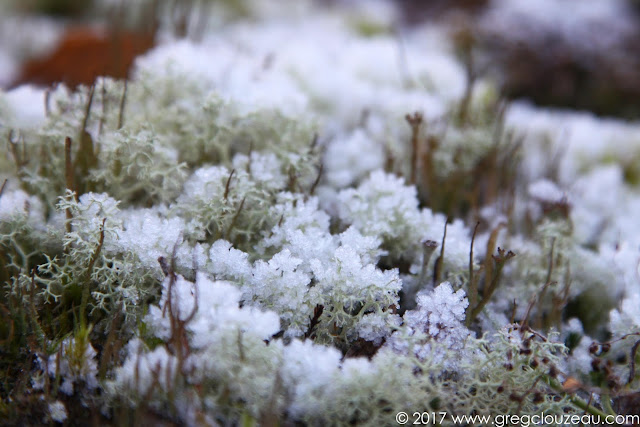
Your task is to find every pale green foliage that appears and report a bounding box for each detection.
[91,128,188,206]
[24,192,156,326]
[109,274,284,423]
[127,71,318,173]
[0,214,47,277]
[498,217,617,333]
[450,326,574,417]
[278,326,576,426]
[3,130,66,213]
[305,349,446,426]
[174,163,280,250]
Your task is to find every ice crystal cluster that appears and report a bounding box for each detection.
[1,0,640,425]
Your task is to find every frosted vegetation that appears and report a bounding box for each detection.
[1,0,640,425]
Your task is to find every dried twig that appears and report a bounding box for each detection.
[118,80,128,129]
[224,168,236,201]
[433,221,448,286]
[309,162,323,196]
[468,221,481,310]
[405,112,423,185]
[0,179,7,200]
[628,340,640,385]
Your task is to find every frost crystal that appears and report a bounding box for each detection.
[48,400,68,423]
[281,339,342,417]
[324,130,385,188]
[337,170,423,258]
[0,188,44,224]
[43,336,99,396]
[388,282,472,368]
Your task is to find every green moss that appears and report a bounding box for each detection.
[352,20,390,37]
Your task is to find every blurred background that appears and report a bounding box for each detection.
[2,0,640,118]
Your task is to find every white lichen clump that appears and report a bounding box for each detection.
[1,0,640,425]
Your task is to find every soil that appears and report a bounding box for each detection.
[13,27,154,88]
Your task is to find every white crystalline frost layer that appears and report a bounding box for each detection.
[387,282,472,368]
[3,85,46,128]
[145,273,281,346]
[133,8,465,130]
[48,401,68,423]
[528,179,565,203]
[0,188,45,224]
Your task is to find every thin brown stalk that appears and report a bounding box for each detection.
[521,281,555,330]
[309,162,323,196]
[483,223,505,288]
[98,309,122,380]
[118,80,128,129]
[64,137,75,193]
[81,84,96,134]
[419,240,438,287]
[225,196,246,241]
[28,270,46,350]
[80,218,106,325]
[468,247,516,325]
[0,179,7,200]
[535,237,556,329]
[405,112,423,186]
[628,340,640,385]
[98,82,107,136]
[224,169,236,201]
[468,221,480,310]
[433,221,447,286]
[509,299,517,324]
[64,137,76,237]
